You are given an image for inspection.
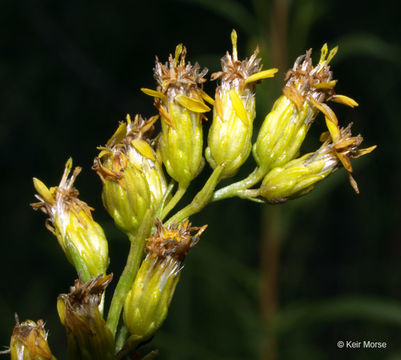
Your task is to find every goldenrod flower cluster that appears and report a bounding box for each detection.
[18,30,376,360]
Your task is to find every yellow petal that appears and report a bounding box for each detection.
[244,68,279,85]
[310,98,338,126]
[325,116,340,142]
[33,178,55,205]
[330,94,359,108]
[106,122,127,147]
[141,115,159,134]
[131,139,156,161]
[229,90,248,125]
[313,80,337,89]
[215,93,224,121]
[141,88,166,102]
[175,94,211,113]
[354,145,377,158]
[200,89,215,105]
[322,103,338,125]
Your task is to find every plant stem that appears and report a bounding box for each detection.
[166,165,224,225]
[211,166,266,202]
[106,211,153,338]
[161,184,188,220]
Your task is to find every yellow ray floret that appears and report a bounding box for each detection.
[330,94,359,108]
[131,139,156,162]
[175,94,211,113]
[313,80,337,90]
[244,68,279,85]
[141,88,167,102]
[229,90,248,125]
[200,89,215,105]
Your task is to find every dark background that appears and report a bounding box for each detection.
[1,0,400,359]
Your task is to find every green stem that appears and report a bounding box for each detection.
[211,166,266,202]
[161,184,188,221]
[166,166,224,225]
[106,211,153,338]
[115,324,129,353]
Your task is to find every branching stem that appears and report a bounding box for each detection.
[106,211,153,338]
[212,166,266,202]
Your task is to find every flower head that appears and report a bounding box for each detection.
[206,30,278,178]
[259,123,376,203]
[254,44,358,173]
[32,159,109,280]
[142,45,210,187]
[9,317,55,360]
[57,274,114,359]
[93,114,166,234]
[123,220,207,343]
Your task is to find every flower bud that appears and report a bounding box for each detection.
[9,317,55,360]
[259,123,376,203]
[31,159,109,280]
[254,44,358,173]
[93,115,167,235]
[123,220,207,344]
[57,274,114,360]
[141,44,210,188]
[206,30,278,178]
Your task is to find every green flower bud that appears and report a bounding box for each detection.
[123,220,207,344]
[259,124,376,203]
[9,317,55,360]
[93,115,167,235]
[31,159,109,280]
[206,30,277,178]
[57,274,114,360]
[141,44,211,188]
[254,44,358,173]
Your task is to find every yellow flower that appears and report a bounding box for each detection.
[206,30,278,178]
[259,123,376,202]
[123,220,207,343]
[254,44,358,173]
[9,317,55,360]
[57,274,114,359]
[32,159,109,280]
[141,44,211,188]
[93,114,166,235]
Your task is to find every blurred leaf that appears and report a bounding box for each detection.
[334,33,401,64]
[173,0,257,36]
[290,0,328,56]
[195,241,260,294]
[276,296,401,335]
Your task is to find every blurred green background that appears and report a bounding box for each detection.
[1,0,400,359]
